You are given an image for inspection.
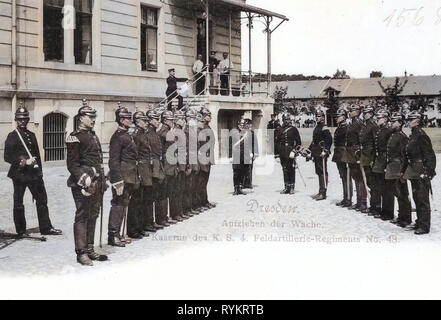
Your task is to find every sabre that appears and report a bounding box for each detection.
[346,165,351,202]
[15,128,38,169]
[322,156,327,190]
[359,163,371,201]
[295,162,307,188]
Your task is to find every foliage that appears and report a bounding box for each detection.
[377,77,408,112]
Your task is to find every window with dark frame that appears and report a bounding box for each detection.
[74,0,93,65]
[43,0,64,62]
[141,6,158,72]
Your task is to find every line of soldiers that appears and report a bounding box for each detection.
[65,100,215,266]
[332,105,436,235]
[269,106,436,235]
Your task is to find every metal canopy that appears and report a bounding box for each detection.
[216,0,289,21]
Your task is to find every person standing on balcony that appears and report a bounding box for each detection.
[209,51,219,90]
[166,68,188,110]
[193,54,206,95]
[218,52,234,95]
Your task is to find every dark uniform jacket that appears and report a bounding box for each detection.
[158,124,178,176]
[231,129,258,165]
[309,123,332,158]
[342,117,363,164]
[66,128,103,188]
[385,130,408,180]
[372,125,393,173]
[209,56,219,73]
[147,125,165,181]
[332,122,348,163]
[359,118,378,167]
[4,127,43,182]
[198,123,216,172]
[275,125,301,159]
[108,127,139,185]
[403,127,436,180]
[166,76,188,96]
[133,127,153,186]
[185,126,201,173]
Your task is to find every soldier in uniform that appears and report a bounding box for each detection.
[342,105,367,212]
[66,100,107,266]
[403,111,437,234]
[197,107,216,209]
[371,110,394,219]
[231,119,256,195]
[182,109,200,214]
[174,110,191,220]
[384,112,411,225]
[107,105,139,247]
[332,108,352,207]
[157,110,181,223]
[145,109,168,230]
[4,104,62,237]
[308,110,333,200]
[359,106,379,213]
[166,68,188,110]
[275,113,301,194]
[243,118,258,189]
[127,111,153,238]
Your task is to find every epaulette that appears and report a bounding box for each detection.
[66,134,80,144]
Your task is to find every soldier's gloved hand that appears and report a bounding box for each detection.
[112,181,124,196]
[81,181,97,197]
[250,153,254,158]
[25,157,36,166]
[78,173,92,188]
[289,151,296,159]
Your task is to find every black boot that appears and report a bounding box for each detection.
[233,185,244,195]
[289,184,295,195]
[108,235,125,247]
[280,184,290,194]
[77,252,93,266]
[87,245,108,261]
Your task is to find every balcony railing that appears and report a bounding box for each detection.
[204,70,271,98]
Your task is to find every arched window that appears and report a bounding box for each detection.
[43,112,67,161]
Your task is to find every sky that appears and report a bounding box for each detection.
[241,0,441,78]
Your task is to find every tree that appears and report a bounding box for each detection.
[272,85,288,114]
[324,93,339,127]
[370,71,383,78]
[332,69,350,79]
[378,77,408,112]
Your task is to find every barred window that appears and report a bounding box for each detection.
[43,113,67,161]
[43,0,64,61]
[141,6,158,71]
[74,0,93,65]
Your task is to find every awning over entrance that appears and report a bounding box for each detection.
[216,0,289,21]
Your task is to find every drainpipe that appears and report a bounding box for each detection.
[11,0,17,127]
[205,0,210,94]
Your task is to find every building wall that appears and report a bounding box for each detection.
[0,0,246,169]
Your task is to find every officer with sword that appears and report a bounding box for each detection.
[308,110,332,200]
[403,111,436,234]
[66,100,108,266]
[4,103,62,238]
